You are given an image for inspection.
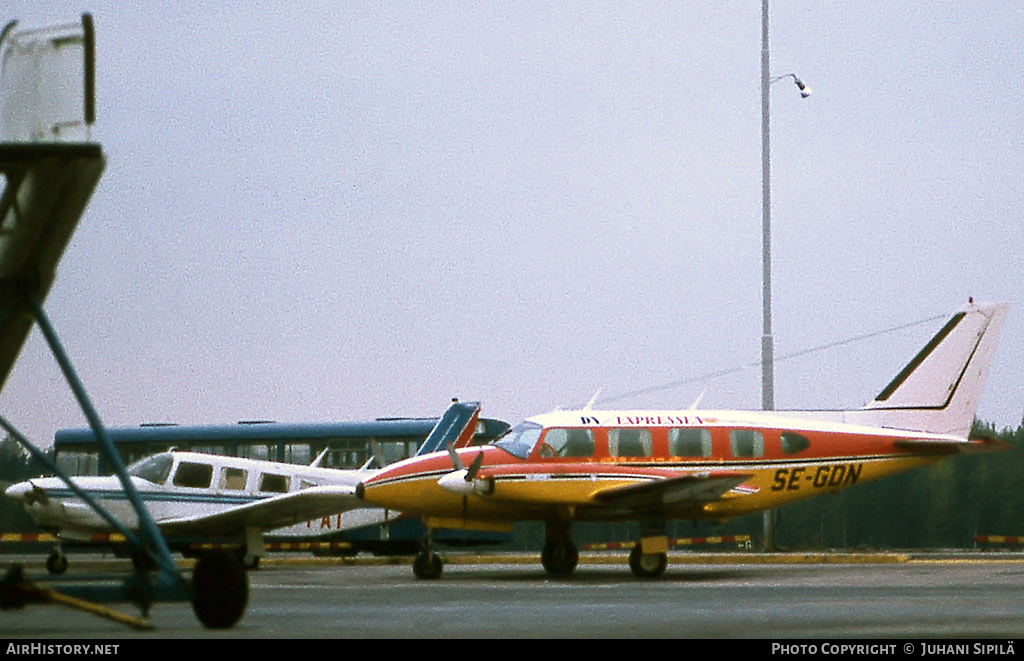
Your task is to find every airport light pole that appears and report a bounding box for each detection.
[761,0,809,551]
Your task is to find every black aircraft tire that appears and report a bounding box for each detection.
[46,551,68,575]
[628,546,667,579]
[541,539,578,576]
[191,550,249,629]
[412,551,443,580]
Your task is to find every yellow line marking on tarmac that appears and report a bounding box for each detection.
[907,556,1024,565]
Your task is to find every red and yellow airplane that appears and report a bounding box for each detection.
[356,301,1008,579]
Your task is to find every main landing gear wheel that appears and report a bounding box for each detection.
[541,539,579,577]
[628,545,667,579]
[46,550,68,575]
[191,550,249,629]
[412,551,443,580]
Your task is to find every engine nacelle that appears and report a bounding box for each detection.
[437,470,494,496]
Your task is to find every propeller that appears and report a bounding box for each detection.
[3,480,49,506]
[29,484,49,506]
[437,443,493,496]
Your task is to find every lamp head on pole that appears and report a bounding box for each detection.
[771,72,811,99]
[794,77,811,98]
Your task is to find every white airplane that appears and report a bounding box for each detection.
[5,400,482,573]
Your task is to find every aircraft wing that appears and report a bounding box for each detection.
[156,485,360,536]
[591,473,751,510]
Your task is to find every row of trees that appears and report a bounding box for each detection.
[1,420,1021,549]
[766,420,1024,550]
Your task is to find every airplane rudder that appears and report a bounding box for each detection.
[861,301,1008,436]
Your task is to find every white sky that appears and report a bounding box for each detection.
[2,3,1022,448]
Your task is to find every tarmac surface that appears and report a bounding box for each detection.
[3,551,1024,639]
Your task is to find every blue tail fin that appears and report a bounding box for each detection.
[416,401,482,456]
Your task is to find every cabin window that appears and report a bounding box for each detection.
[493,421,543,459]
[259,473,290,493]
[221,467,248,490]
[780,432,810,455]
[128,453,173,485]
[609,428,652,458]
[173,462,214,488]
[540,428,595,458]
[669,428,712,457]
[730,430,764,458]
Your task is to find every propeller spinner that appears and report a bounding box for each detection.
[437,444,493,496]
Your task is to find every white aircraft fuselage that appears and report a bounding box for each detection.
[5,450,368,557]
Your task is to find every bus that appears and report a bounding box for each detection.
[53,415,511,477]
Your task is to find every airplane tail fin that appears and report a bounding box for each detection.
[415,400,482,456]
[847,300,1008,438]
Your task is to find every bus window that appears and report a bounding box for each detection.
[240,444,270,461]
[55,451,99,476]
[283,443,311,465]
[376,441,414,465]
[609,429,652,458]
[322,448,368,469]
[191,444,227,455]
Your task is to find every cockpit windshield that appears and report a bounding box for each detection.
[491,421,543,459]
[127,453,174,485]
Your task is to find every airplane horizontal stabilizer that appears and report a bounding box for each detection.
[894,436,1011,454]
[158,485,359,536]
